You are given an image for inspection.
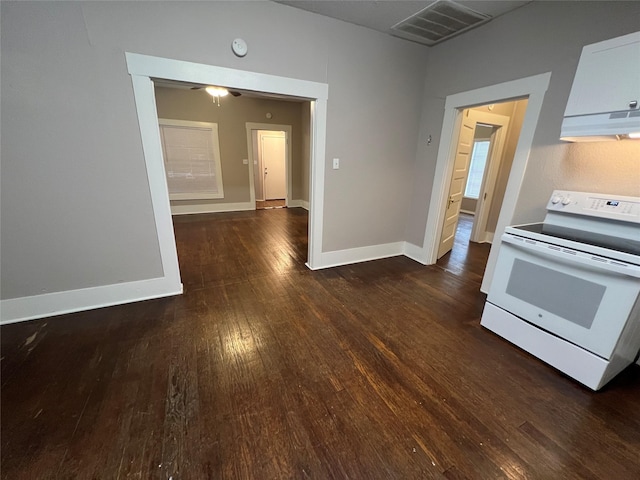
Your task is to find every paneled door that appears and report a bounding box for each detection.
[260,131,287,200]
[437,110,477,259]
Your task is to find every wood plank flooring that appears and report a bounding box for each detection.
[435,212,491,283]
[2,208,640,479]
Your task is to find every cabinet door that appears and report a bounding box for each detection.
[564,31,640,117]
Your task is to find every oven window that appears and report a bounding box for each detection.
[506,259,605,329]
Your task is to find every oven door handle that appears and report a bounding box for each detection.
[501,234,640,279]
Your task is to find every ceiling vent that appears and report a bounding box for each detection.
[390,0,492,46]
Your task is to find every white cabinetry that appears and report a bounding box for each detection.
[564,31,640,117]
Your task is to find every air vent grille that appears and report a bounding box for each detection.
[391,0,491,46]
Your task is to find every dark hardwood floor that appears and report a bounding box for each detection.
[2,208,640,479]
[436,212,491,283]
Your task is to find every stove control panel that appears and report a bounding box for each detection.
[547,190,640,223]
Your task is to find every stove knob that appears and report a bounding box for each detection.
[551,195,562,204]
[562,196,571,205]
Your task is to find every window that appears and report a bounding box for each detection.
[158,119,224,200]
[464,140,490,199]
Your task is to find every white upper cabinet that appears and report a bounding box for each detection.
[564,31,640,117]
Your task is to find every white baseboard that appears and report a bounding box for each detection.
[403,242,428,265]
[312,241,433,270]
[171,202,254,215]
[0,277,183,325]
[288,199,309,210]
[486,231,494,244]
[317,242,405,269]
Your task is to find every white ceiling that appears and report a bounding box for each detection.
[274,0,532,45]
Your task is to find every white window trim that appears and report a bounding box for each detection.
[464,140,491,199]
[159,118,225,200]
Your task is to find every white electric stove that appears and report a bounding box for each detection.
[481,190,640,390]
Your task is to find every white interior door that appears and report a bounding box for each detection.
[437,110,477,259]
[260,131,286,200]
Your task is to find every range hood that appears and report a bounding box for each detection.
[561,111,640,142]
[560,31,640,142]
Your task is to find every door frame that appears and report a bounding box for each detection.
[246,123,292,206]
[436,108,508,257]
[125,53,328,279]
[421,72,551,293]
[467,110,510,244]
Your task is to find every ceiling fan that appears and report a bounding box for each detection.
[191,85,242,97]
[191,85,242,106]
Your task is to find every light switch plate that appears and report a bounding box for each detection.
[242,158,249,165]
[333,158,340,170]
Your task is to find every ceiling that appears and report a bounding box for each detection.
[274,0,532,46]
[155,1,533,95]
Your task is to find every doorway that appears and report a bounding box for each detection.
[436,105,515,259]
[421,72,551,293]
[125,52,329,292]
[259,130,286,202]
[246,124,293,210]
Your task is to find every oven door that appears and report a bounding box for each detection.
[487,233,640,359]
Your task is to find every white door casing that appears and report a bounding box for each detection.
[125,53,328,274]
[246,123,292,207]
[420,72,551,293]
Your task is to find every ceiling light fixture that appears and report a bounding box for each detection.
[205,86,229,106]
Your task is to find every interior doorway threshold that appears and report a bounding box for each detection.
[257,199,286,210]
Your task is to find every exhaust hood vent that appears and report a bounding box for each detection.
[390,0,492,46]
[560,31,640,142]
[561,112,640,142]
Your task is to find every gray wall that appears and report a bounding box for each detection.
[3,1,639,304]
[1,1,428,300]
[405,1,640,247]
[154,86,307,208]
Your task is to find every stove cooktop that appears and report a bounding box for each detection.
[511,223,640,257]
